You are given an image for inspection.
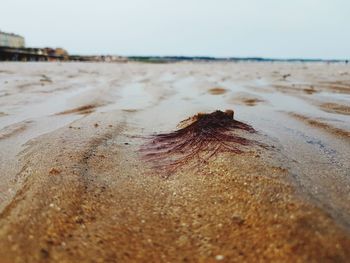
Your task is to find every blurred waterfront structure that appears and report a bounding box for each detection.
[0,30,70,61]
[0,31,25,48]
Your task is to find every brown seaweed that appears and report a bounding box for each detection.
[141,110,263,174]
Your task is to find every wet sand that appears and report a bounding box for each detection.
[0,62,349,262]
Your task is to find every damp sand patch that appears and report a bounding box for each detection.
[0,121,32,140]
[55,104,99,115]
[319,103,350,116]
[208,87,228,95]
[230,92,266,106]
[289,113,350,139]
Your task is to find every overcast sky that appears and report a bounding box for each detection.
[1,0,349,59]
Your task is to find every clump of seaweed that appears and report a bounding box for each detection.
[141,110,263,174]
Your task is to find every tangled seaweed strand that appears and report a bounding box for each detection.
[141,110,262,174]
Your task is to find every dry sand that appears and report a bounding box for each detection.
[0,62,349,262]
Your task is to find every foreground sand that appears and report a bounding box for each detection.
[0,62,349,262]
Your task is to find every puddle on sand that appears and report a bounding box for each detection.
[249,80,350,131]
[317,91,350,102]
[0,85,95,129]
[103,83,154,112]
[134,76,238,132]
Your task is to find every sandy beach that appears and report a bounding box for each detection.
[0,62,349,262]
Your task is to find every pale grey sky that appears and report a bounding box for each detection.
[1,0,349,59]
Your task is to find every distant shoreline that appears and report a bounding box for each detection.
[126,56,349,63]
[1,45,349,63]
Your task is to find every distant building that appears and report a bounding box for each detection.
[0,31,25,48]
